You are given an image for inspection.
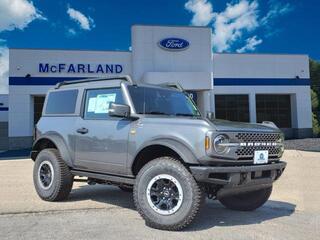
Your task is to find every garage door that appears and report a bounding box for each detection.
[215,94,250,122]
[256,94,292,128]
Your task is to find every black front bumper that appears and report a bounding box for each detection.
[190,161,286,198]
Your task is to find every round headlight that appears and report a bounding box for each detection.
[213,135,230,154]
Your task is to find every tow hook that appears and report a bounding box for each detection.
[239,173,247,184]
[275,169,283,180]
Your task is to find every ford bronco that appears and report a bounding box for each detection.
[31,76,286,230]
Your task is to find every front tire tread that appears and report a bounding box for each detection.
[133,157,204,231]
[33,148,73,201]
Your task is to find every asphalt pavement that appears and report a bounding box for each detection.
[0,150,319,240]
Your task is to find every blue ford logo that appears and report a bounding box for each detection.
[159,38,189,51]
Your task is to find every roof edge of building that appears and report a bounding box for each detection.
[213,52,309,57]
[132,24,211,30]
[9,48,132,53]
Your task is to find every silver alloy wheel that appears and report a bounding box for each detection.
[146,174,183,215]
[38,160,54,190]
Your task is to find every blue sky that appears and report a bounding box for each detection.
[0,0,319,57]
[0,0,320,92]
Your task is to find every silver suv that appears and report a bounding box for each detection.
[31,76,286,230]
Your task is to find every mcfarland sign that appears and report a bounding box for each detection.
[39,63,123,74]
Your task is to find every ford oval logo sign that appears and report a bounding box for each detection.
[159,38,190,51]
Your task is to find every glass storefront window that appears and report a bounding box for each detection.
[215,95,250,122]
[256,94,292,128]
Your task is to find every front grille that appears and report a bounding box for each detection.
[236,146,281,158]
[236,132,281,142]
[235,133,282,160]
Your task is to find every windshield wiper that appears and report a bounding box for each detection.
[175,113,199,117]
[145,111,169,115]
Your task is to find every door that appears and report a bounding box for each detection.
[33,95,46,125]
[75,88,131,175]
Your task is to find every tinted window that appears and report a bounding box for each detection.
[84,88,124,120]
[256,94,292,128]
[215,95,250,122]
[45,90,78,114]
[128,86,200,116]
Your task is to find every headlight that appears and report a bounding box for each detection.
[213,135,230,154]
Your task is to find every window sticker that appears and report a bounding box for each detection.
[87,97,97,112]
[94,93,116,114]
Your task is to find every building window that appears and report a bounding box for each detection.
[215,95,250,122]
[45,90,78,115]
[256,94,292,128]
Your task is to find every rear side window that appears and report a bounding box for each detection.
[45,90,78,114]
[84,88,124,119]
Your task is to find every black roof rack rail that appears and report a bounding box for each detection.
[54,75,134,89]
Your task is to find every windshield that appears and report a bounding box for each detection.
[127,86,201,117]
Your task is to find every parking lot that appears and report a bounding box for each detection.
[0,150,319,240]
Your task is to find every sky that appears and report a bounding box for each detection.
[0,0,320,93]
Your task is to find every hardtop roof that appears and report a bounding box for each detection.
[53,76,183,92]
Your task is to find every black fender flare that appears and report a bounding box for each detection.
[32,134,73,167]
[133,138,199,165]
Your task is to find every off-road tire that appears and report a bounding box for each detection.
[218,186,272,211]
[118,185,133,192]
[33,148,74,201]
[133,157,204,231]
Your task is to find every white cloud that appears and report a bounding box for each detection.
[211,0,259,52]
[0,0,45,32]
[67,28,77,36]
[185,0,214,26]
[261,0,294,26]
[0,0,45,94]
[67,7,95,31]
[236,35,262,53]
[0,46,9,94]
[185,0,293,53]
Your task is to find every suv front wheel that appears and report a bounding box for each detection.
[133,157,204,231]
[33,148,74,201]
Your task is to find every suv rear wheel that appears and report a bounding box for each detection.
[218,186,272,211]
[33,148,74,201]
[133,157,204,231]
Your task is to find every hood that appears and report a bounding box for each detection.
[207,119,280,133]
[139,115,280,133]
[140,115,210,127]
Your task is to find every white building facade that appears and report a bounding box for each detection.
[0,25,312,150]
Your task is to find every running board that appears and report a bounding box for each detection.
[71,170,135,185]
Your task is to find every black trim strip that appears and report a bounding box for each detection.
[71,169,135,185]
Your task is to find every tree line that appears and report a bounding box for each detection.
[310,59,320,136]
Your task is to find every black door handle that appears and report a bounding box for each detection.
[77,127,88,134]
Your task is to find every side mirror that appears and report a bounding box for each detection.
[206,111,215,120]
[109,103,131,118]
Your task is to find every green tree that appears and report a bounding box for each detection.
[310,59,320,93]
[311,89,319,110]
[312,113,320,136]
[310,59,320,136]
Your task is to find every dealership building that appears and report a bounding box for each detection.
[0,25,312,150]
